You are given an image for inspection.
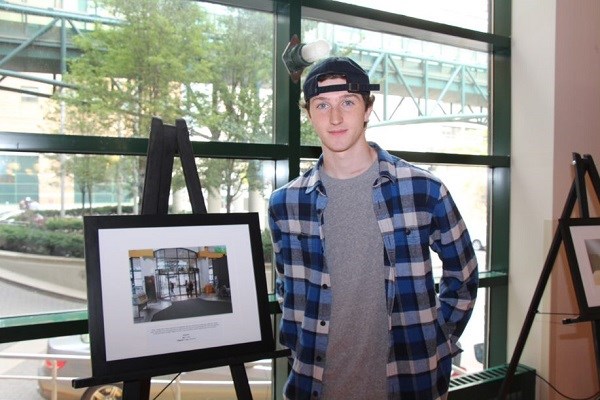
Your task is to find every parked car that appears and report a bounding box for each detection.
[38,334,272,400]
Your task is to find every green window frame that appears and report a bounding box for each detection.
[0,0,511,377]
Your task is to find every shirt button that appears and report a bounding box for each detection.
[312,391,319,398]
[316,355,322,362]
[405,228,411,235]
[320,320,326,326]
[322,284,328,289]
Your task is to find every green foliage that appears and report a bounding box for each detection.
[185,9,274,210]
[0,210,272,262]
[52,0,274,213]
[261,229,273,264]
[8,210,44,226]
[0,224,84,258]
[40,205,134,218]
[60,0,211,137]
[63,155,120,211]
[0,205,134,258]
[44,217,84,231]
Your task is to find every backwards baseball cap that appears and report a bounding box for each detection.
[302,56,380,102]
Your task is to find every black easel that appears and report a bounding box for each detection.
[497,152,600,399]
[122,117,253,400]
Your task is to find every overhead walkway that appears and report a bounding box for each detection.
[0,1,120,97]
[0,0,488,124]
[339,43,488,125]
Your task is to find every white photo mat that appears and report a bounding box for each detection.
[567,223,600,309]
[98,223,261,361]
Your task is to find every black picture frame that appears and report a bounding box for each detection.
[561,217,600,318]
[83,212,274,382]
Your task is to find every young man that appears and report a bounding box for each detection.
[268,56,478,400]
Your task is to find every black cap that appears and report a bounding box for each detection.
[302,56,380,102]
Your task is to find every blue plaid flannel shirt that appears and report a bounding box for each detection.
[268,143,478,400]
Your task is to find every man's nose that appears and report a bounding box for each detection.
[329,106,342,124]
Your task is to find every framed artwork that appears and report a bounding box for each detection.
[561,217,600,318]
[83,212,273,381]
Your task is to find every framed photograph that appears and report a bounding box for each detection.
[83,212,274,381]
[561,217,600,318]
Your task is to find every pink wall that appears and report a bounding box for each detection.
[550,1,600,398]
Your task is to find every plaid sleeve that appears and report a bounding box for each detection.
[430,184,479,341]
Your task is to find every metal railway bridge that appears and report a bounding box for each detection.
[0,0,488,126]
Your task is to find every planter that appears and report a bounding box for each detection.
[0,250,86,300]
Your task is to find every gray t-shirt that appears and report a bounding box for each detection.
[320,161,388,399]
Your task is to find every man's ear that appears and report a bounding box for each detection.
[364,105,373,123]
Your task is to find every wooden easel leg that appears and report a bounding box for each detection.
[122,378,151,400]
[230,363,253,400]
[593,320,600,383]
[497,180,578,400]
[499,153,600,399]
[138,118,257,400]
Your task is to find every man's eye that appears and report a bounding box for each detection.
[315,102,329,110]
[342,100,355,107]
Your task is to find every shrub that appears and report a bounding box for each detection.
[0,224,84,257]
[39,205,135,218]
[0,216,272,262]
[45,217,84,231]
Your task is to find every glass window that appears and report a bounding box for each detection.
[0,2,274,143]
[300,22,489,154]
[333,0,490,32]
[427,164,489,271]
[458,287,487,374]
[0,79,50,134]
[0,0,508,394]
[2,336,272,400]
[0,152,275,319]
[1,279,86,319]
